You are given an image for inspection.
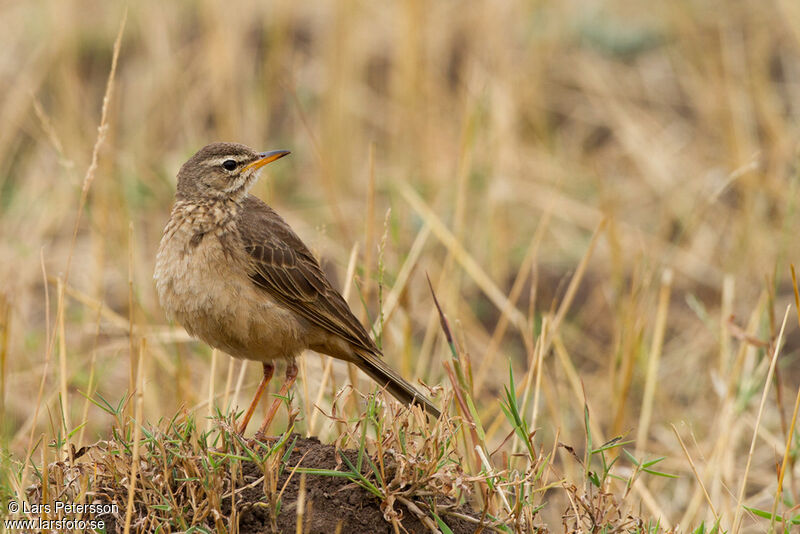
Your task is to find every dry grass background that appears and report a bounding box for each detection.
[2,0,800,531]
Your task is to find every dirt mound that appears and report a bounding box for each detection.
[59,431,480,533]
[232,436,478,533]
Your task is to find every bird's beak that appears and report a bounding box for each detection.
[243,150,291,172]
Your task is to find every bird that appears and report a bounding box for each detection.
[154,142,440,436]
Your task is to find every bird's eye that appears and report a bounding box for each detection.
[222,159,237,171]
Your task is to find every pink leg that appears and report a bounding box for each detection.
[238,362,274,434]
[256,359,298,437]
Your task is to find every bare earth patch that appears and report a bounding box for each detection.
[233,436,478,533]
[23,409,485,534]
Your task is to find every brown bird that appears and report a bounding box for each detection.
[154,142,440,436]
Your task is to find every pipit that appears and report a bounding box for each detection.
[155,142,440,435]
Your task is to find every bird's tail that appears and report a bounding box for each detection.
[354,351,441,419]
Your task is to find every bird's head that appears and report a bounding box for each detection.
[176,142,290,201]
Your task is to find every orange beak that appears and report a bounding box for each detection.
[242,150,291,172]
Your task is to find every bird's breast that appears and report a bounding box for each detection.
[154,210,307,361]
[155,218,240,315]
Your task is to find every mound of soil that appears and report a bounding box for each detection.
[234,436,478,533]
[30,427,482,533]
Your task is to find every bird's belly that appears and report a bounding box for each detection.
[155,229,306,361]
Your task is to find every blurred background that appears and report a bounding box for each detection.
[2,0,800,529]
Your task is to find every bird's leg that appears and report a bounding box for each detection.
[255,359,298,438]
[237,362,274,434]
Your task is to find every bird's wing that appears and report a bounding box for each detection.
[237,195,380,355]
